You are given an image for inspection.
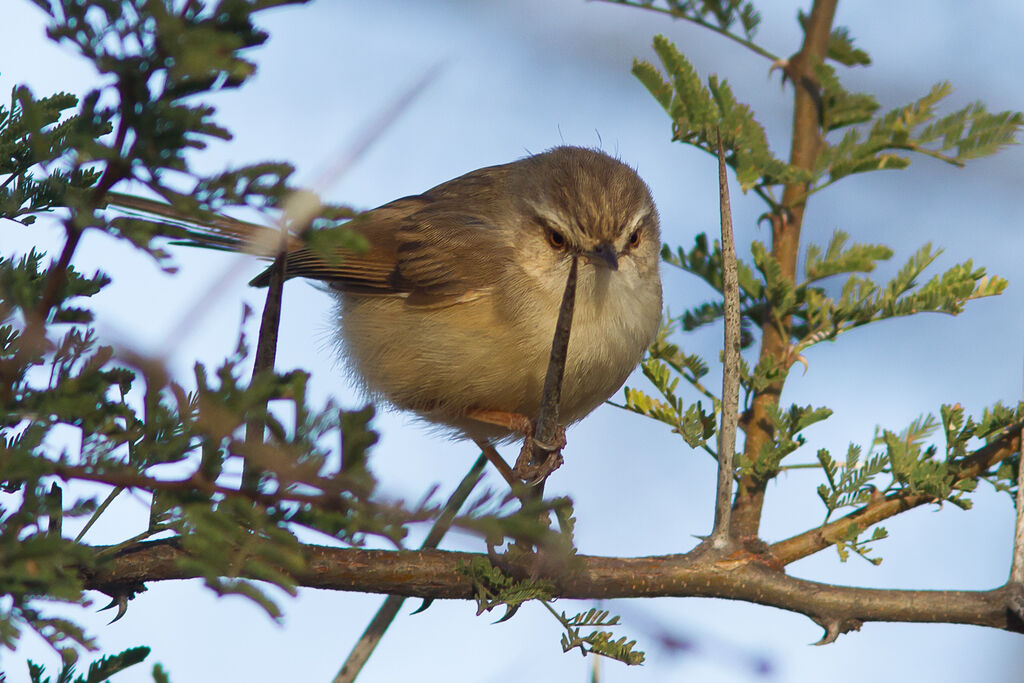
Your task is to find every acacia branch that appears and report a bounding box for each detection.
[731,0,837,538]
[771,427,1022,566]
[592,0,779,62]
[1010,379,1024,584]
[50,463,423,525]
[81,541,1024,636]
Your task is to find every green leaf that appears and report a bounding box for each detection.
[636,36,809,191]
[817,80,1022,186]
[803,230,893,281]
[631,58,672,111]
[745,404,833,480]
[827,25,871,66]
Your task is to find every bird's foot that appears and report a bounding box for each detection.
[512,424,566,485]
[464,408,566,485]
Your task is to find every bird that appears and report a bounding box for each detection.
[117,146,662,481]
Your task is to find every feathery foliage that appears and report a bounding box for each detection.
[551,605,645,666]
[3,0,1024,677]
[0,0,568,671]
[623,1,1020,570]
[28,646,152,683]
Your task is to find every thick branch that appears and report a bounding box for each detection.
[731,0,838,538]
[82,541,1024,634]
[1012,374,1024,585]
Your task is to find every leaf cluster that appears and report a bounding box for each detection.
[657,228,1005,367]
[634,29,1020,206]
[552,606,645,666]
[814,401,1024,563]
[0,88,108,226]
[28,646,155,683]
[458,554,648,666]
[633,35,811,191]
[458,556,555,618]
[0,245,428,651]
[627,226,1007,480]
[623,11,1020,571]
[622,323,716,452]
[815,73,1023,192]
[739,403,832,480]
[0,0,548,668]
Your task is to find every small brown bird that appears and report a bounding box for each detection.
[118,146,662,474]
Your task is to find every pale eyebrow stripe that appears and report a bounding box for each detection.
[626,207,653,233]
[527,203,573,233]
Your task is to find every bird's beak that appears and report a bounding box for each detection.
[584,242,619,271]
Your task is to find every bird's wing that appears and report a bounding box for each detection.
[254,196,425,293]
[268,170,510,306]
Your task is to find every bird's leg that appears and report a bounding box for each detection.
[469,436,517,491]
[464,408,566,485]
[464,408,533,435]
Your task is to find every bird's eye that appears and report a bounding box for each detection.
[628,228,642,248]
[546,228,567,249]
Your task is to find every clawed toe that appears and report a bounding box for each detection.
[512,426,566,484]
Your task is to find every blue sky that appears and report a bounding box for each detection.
[2,1,1023,681]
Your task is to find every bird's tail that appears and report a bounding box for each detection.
[104,192,314,286]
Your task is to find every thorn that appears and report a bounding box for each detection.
[493,602,521,624]
[867,486,885,505]
[769,58,791,85]
[409,598,433,615]
[98,594,129,624]
[794,353,809,374]
[783,344,810,374]
[810,616,862,645]
[96,582,146,624]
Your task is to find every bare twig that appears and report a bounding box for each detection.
[333,453,487,683]
[513,254,579,483]
[287,63,443,228]
[591,0,779,62]
[74,486,124,543]
[710,131,740,548]
[241,242,287,492]
[533,254,578,455]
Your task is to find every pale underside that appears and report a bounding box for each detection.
[260,147,663,440]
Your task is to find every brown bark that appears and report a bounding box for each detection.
[84,540,1024,635]
[732,0,838,538]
